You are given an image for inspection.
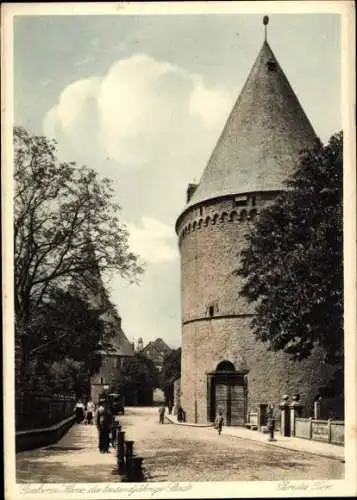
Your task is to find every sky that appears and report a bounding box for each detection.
[13,9,341,349]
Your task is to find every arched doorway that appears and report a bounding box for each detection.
[216,360,235,372]
[207,360,248,426]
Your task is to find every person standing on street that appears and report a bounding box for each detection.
[158,405,165,424]
[86,399,95,425]
[177,406,186,422]
[96,399,112,453]
[74,399,85,424]
[215,410,224,436]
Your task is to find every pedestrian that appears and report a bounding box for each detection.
[168,400,173,415]
[177,406,183,422]
[86,398,95,425]
[96,399,112,453]
[74,399,85,424]
[158,405,165,424]
[215,410,224,436]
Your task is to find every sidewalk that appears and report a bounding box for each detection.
[165,414,344,462]
[16,422,121,483]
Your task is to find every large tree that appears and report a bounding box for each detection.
[14,126,143,325]
[238,132,343,370]
[14,126,143,386]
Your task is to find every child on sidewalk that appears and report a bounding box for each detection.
[215,410,224,436]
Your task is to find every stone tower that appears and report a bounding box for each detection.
[176,26,336,425]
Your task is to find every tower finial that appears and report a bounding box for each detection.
[263,15,269,42]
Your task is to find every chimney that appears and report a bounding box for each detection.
[186,183,198,203]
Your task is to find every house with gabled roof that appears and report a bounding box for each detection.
[141,338,172,374]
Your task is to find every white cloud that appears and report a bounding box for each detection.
[43,53,233,169]
[189,75,232,128]
[127,216,178,263]
[42,53,235,345]
[57,77,100,134]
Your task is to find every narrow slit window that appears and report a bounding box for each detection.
[234,195,248,207]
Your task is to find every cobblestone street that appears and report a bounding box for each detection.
[121,408,344,482]
[16,406,344,483]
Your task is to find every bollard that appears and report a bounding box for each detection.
[125,440,134,471]
[116,431,126,474]
[112,421,119,448]
[131,456,145,482]
[114,423,122,446]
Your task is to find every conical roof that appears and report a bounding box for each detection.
[185,41,317,210]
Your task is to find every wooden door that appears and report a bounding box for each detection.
[230,382,245,426]
[215,382,228,424]
[214,375,246,426]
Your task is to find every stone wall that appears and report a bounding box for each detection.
[173,378,181,413]
[178,194,338,424]
[180,317,335,423]
[177,193,273,324]
[16,415,75,453]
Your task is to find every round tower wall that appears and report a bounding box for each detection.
[178,195,337,424]
[177,193,273,323]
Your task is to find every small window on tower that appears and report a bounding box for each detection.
[209,306,214,317]
[267,60,277,72]
[251,196,256,207]
[199,207,203,216]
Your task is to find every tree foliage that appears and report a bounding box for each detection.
[161,348,181,401]
[34,357,91,397]
[27,290,104,365]
[14,126,143,392]
[17,285,115,395]
[161,348,181,384]
[111,353,160,404]
[14,126,143,327]
[238,132,343,365]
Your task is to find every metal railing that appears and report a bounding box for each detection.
[15,391,76,431]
